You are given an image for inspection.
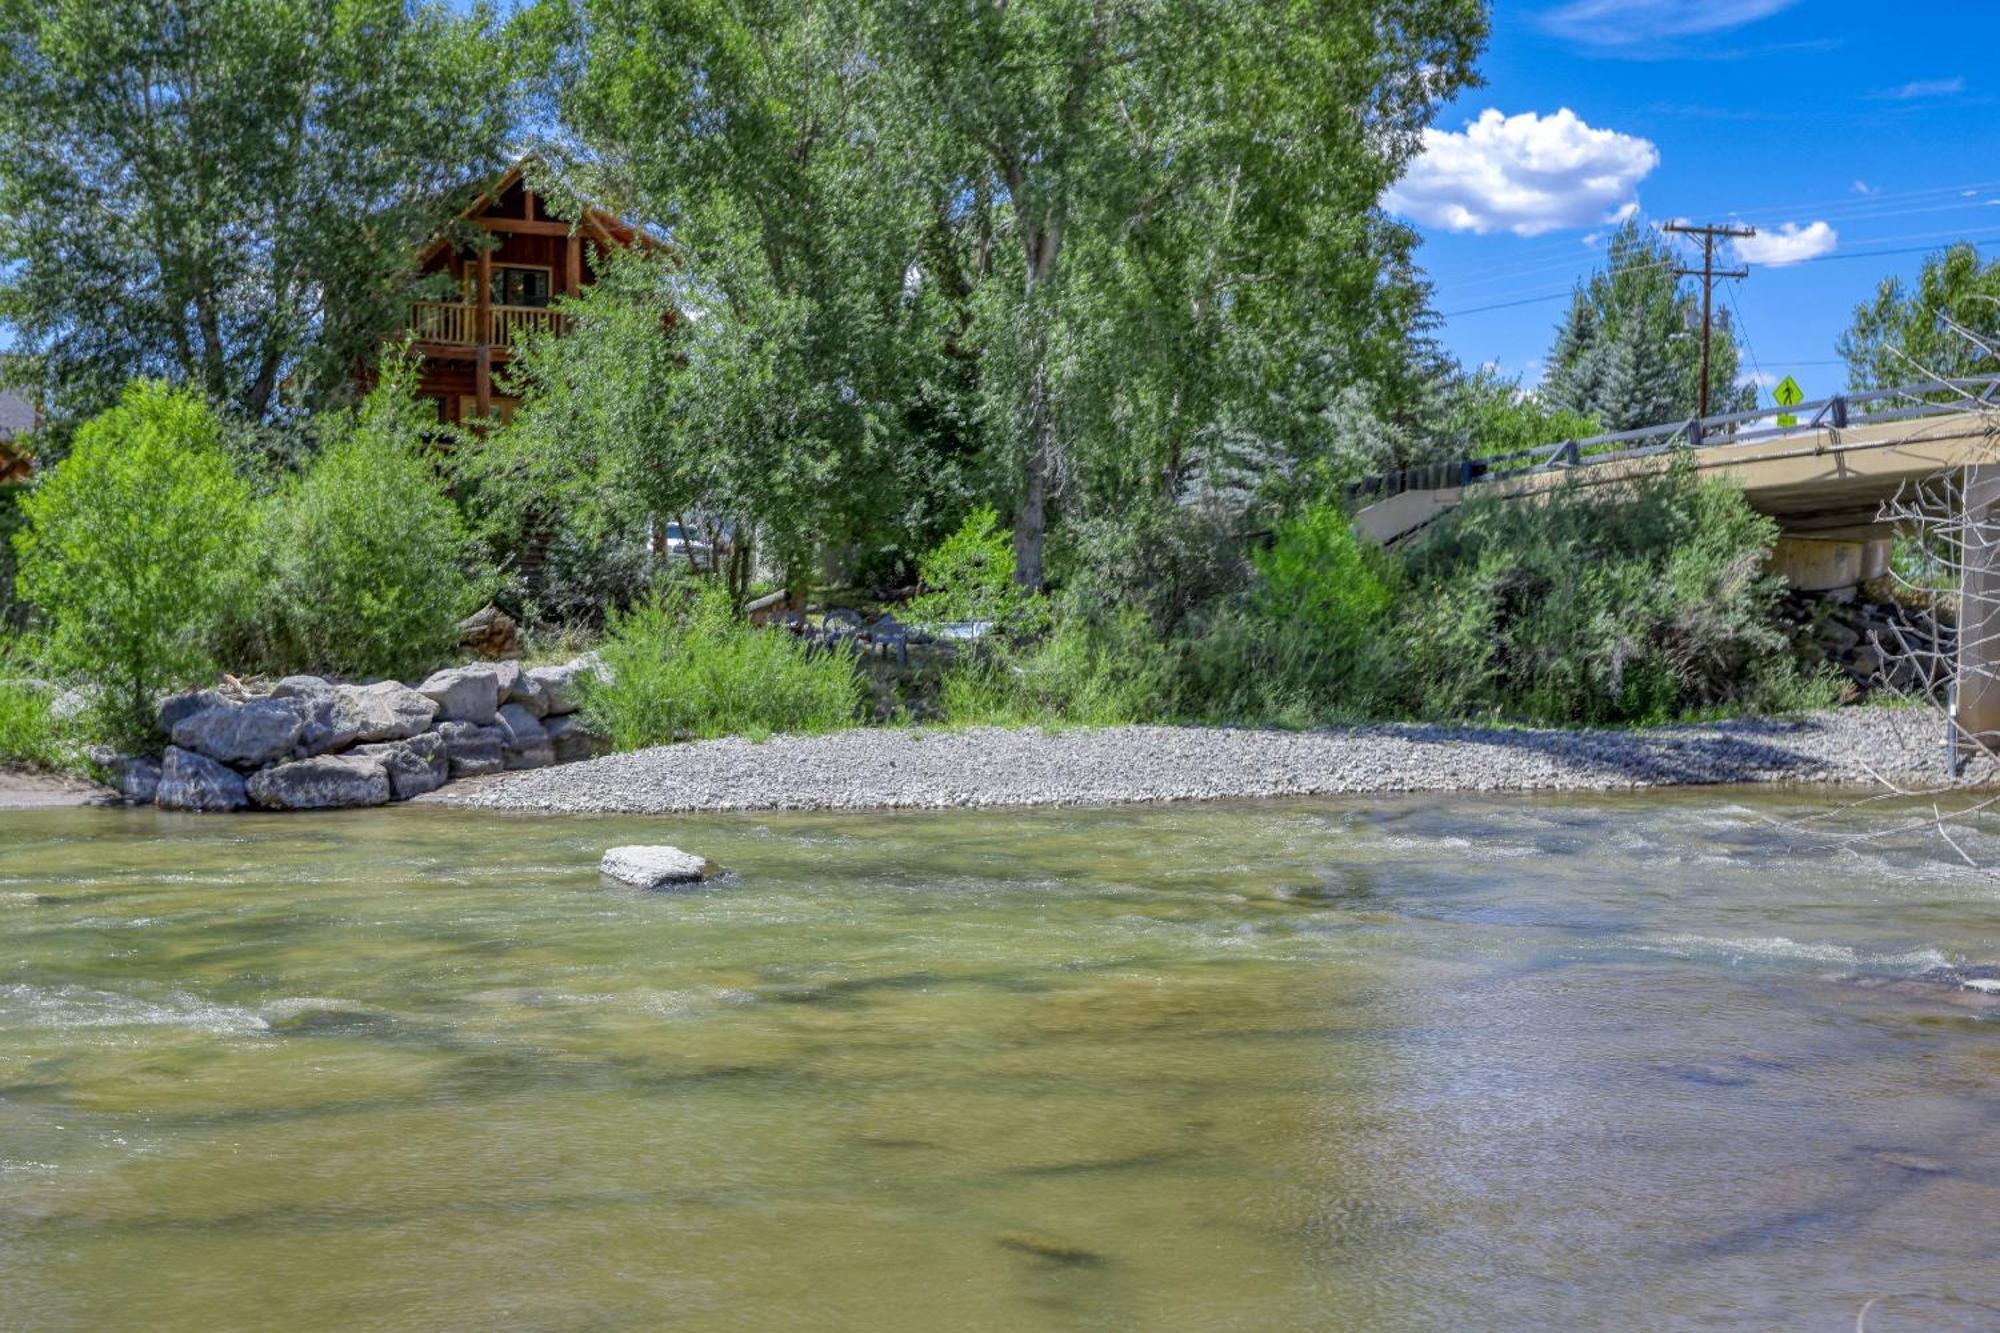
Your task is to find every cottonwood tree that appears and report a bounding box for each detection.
[538,0,1485,591]
[1839,242,2000,390]
[0,0,514,431]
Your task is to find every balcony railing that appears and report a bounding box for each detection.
[407,301,569,349]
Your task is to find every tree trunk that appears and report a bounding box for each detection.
[1014,362,1051,591]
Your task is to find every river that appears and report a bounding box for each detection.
[2,793,1998,1330]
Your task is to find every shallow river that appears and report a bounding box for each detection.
[3,792,1999,1330]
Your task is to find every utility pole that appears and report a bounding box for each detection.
[1664,220,1754,418]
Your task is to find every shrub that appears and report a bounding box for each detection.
[941,611,1163,728]
[583,582,861,747]
[0,637,60,768]
[1395,462,1811,725]
[12,382,250,742]
[248,371,484,679]
[906,505,1049,633]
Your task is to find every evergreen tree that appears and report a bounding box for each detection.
[1540,220,1754,431]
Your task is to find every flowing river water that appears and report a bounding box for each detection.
[2,792,1999,1330]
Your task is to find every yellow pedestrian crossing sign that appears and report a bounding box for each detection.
[1773,375,1803,426]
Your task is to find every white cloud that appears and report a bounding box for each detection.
[1870,77,1964,100]
[1540,0,1800,47]
[1852,180,1876,195]
[1739,370,1779,390]
[1733,221,1838,267]
[1384,109,1659,237]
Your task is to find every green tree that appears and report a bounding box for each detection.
[0,0,514,430]
[1436,365,1600,459]
[1838,242,2000,389]
[1541,220,1754,430]
[12,381,251,740]
[248,357,485,679]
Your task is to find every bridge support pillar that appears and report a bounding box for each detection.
[1956,466,2000,760]
[1768,537,1889,593]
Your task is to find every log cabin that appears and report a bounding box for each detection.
[404,158,660,426]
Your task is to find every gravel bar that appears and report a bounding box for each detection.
[424,708,1980,814]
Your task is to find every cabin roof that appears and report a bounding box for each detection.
[417,156,662,266]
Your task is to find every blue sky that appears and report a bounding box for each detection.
[1397,0,2000,400]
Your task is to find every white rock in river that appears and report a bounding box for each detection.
[600,845,714,888]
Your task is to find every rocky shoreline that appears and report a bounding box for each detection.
[426,706,1981,815]
[101,655,608,812]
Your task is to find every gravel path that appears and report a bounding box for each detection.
[426,708,1977,814]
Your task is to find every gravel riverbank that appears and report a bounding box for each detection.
[426,707,1977,814]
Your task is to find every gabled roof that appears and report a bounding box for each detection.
[417,156,662,266]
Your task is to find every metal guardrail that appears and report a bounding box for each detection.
[1349,374,2000,504]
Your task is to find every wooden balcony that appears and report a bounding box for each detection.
[408,301,569,351]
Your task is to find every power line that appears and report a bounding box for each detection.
[1664,221,1754,416]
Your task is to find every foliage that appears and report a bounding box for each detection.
[1540,220,1755,432]
[1393,464,1814,725]
[0,0,514,432]
[1839,243,2000,390]
[245,364,484,679]
[583,582,861,747]
[1436,365,1601,459]
[0,635,60,768]
[906,505,1049,630]
[0,482,25,628]
[542,0,1486,591]
[940,612,1162,728]
[11,382,250,741]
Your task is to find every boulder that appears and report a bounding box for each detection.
[271,675,363,756]
[155,746,249,813]
[600,845,714,889]
[156,688,222,735]
[496,701,552,771]
[491,659,523,701]
[170,697,306,767]
[246,754,391,810]
[416,665,500,726]
[337,681,438,742]
[526,655,603,717]
[436,720,506,779]
[99,753,161,805]
[544,712,608,764]
[505,669,550,718]
[353,732,449,801]
[458,604,520,660]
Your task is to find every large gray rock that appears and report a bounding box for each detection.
[544,712,607,764]
[436,720,505,779]
[600,845,714,888]
[505,668,550,718]
[353,732,449,801]
[246,754,391,810]
[156,689,222,736]
[271,676,363,756]
[337,681,438,742]
[525,655,603,717]
[416,665,500,725]
[97,753,161,804]
[155,746,248,812]
[495,702,552,771]
[170,697,306,767]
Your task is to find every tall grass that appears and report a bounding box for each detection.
[583,584,862,747]
[0,638,61,768]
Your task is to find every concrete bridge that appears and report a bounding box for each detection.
[1351,376,2000,757]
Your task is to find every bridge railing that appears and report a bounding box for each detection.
[1348,374,2000,504]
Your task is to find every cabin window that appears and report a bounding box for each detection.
[491,266,552,309]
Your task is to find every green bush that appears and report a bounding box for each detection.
[906,505,1049,633]
[1395,462,1820,725]
[12,382,251,742]
[584,582,862,747]
[0,637,60,768]
[941,611,1163,728]
[247,370,484,679]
